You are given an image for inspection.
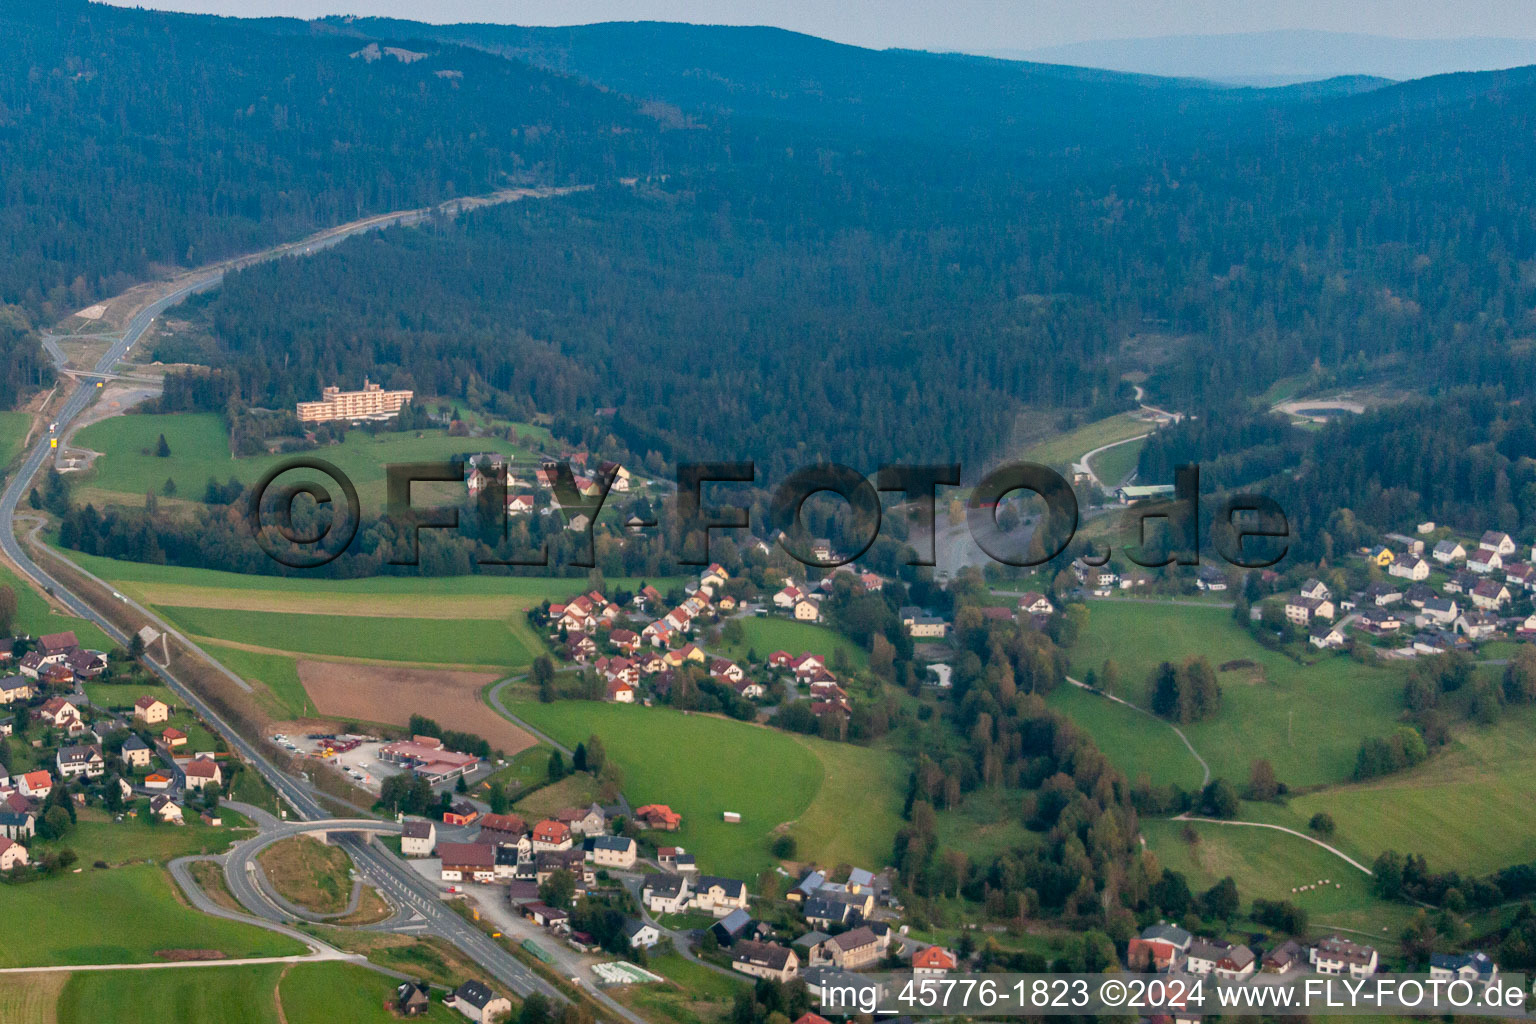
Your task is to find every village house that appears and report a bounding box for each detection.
[150,794,183,824]
[1309,623,1347,649]
[1284,595,1335,625]
[1263,940,1306,973]
[1017,592,1054,616]
[793,598,821,622]
[1429,951,1498,984]
[38,697,82,730]
[0,676,33,704]
[0,835,30,871]
[1456,610,1500,640]
[605,679,635,703]
[556,803,606,835]
[1468,547,1504,574]
[531,820,572,852]
[1311,936,1379,977]
[183,756,222,790]
[691,875,750,916]
[1471,579,1511,610]
[438,842,498,884]
[1355,607,1405,634]
[1433,539,1467,564]
[1128,923,1193,970]
[1368,545,1394,567]
[1506,562,1536,591]
[16,770,53,800]
[643,873,691,914]
[912,946,959,974]
[634,803,682,831]
[1482,531,1517,556]
[1299,578,1331,601]
[401,819,436,856]
[732,941,800,983]
[394,982,432,1017]
[823,925,887,970]
[144,772,172,790]
[0,808,35,841]
[447,980,512,1024]
[56,744,104,779]
[585,834,637,869]
[160,726,187,748]
[1389,555,1430,581]
[132,695,170,724]
[622,918,662,949]
[1195,566,1228,591]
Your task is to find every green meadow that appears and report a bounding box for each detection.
[719,616,868,669]
[1046,683,1204,790]
[505,700,903,877]
[72,412,540,507]
[0,865,303,967]
[156,605,530,667]
[1065,601,1404,788]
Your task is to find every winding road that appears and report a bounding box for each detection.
[0,198,587,1010]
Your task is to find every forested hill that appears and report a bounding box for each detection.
[0,2,685,320]
[326,17,1387,155]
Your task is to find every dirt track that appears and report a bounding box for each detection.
[296,661,534,755]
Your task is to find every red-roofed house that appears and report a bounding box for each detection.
[531,820,572,851]
[160,726,187,748]
[17,770,53,799]
[0,835,30,871]
[183,756,223,790]
[635,804,682,831]
[913,946,959,974]
[133,695,169,724]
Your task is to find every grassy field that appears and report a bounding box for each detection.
[157,606,529,667]
[1023,412,1149,468]
[513,771,601,820]
[506,701,902,877]
[279,962,458,1023]
[58,966,282,1024]
[1285,709,1536,875]
[617,951,745,1024]
[719,616,867,669]
[0,973,67,1024]
[1086,437,1144,488]
[257,836,354,914]
[72,412,540,507]
[1046,684,1204,790]
[1,865,303,967]
[65,550,682,599]
[0,557,115,653]
[1141,817,1417,943]
[0,410,33,473]
[36,808,246,866]
[1065,602,1405,788]
[200,642,311,718]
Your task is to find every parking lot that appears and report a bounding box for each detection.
[269,732,395,795]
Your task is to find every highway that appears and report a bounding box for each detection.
[0,203,576,1008]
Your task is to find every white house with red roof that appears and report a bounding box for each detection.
[0,835,30,871]
[183,756,223,790]
[913,946,959,974]
[16,770,52,799]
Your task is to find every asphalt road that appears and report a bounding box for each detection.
[0,204,577,1009]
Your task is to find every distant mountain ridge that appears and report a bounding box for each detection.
[994,30,1536,85]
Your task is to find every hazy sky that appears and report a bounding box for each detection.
[102,1,1536,51]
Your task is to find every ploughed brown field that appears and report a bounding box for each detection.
[296,661,534,755]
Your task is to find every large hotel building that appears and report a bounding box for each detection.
[296,379,414,423]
